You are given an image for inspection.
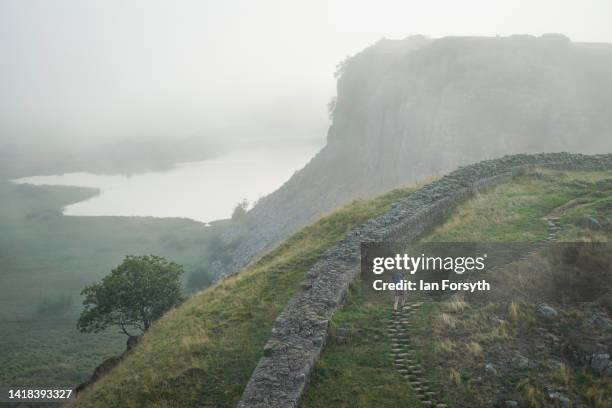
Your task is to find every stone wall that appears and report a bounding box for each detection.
[237,153,612,408]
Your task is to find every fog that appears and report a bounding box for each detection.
[1,0,612,160]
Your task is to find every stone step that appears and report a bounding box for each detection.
[407,365,422,370]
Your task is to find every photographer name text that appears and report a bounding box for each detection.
[372,279,491,292]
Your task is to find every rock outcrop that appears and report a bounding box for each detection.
[75,335,141,394]
[217,35,612,279]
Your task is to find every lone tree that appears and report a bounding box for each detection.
[231,198,249,220]
[77,255,184,337]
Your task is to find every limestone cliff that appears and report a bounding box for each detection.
[217,34,612,278]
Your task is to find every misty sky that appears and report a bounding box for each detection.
[2,0,612,150]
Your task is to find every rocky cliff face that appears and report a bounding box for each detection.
[217,34,612,278]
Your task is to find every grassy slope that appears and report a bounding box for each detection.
[72,187,417,407]
[300,282,423,408]
[0,181,220,386]
[302,169,612,408]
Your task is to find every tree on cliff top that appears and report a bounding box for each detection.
[231,198,249,220]
[77,255,184,337]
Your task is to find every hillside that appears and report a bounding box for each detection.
[73,164,612,408]
[302,168,612,407]
[217,34,612,278]
[70,186,418,407]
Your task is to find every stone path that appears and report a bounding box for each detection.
[387,301,448,408]
[387,216,564,408]
[518,216,561,261]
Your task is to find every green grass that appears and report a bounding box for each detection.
[302,168,612,408]
[301,283,422,408]
[0,320,125,386]
[424,171,593,242]
[71,186,417,407]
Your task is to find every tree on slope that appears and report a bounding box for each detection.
[77,255,184,337]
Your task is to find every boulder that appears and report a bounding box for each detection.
[588,313,612,330]
[536,303,558,319]
[590,353,611,374]
[127,335,141,351]
[75,356,121,394]
[578,216,602,230]
[549,391,571,408]
[512,353,536,369]
[559,395,571,408]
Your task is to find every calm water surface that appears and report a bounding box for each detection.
[13,146,319,223]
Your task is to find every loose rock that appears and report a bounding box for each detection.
[590,353,610,374]
[536,303,558,319]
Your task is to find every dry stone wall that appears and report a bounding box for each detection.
[237,153,612,408]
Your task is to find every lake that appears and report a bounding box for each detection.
[13,146,320,223]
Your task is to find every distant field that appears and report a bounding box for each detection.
[0,181,224,387]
